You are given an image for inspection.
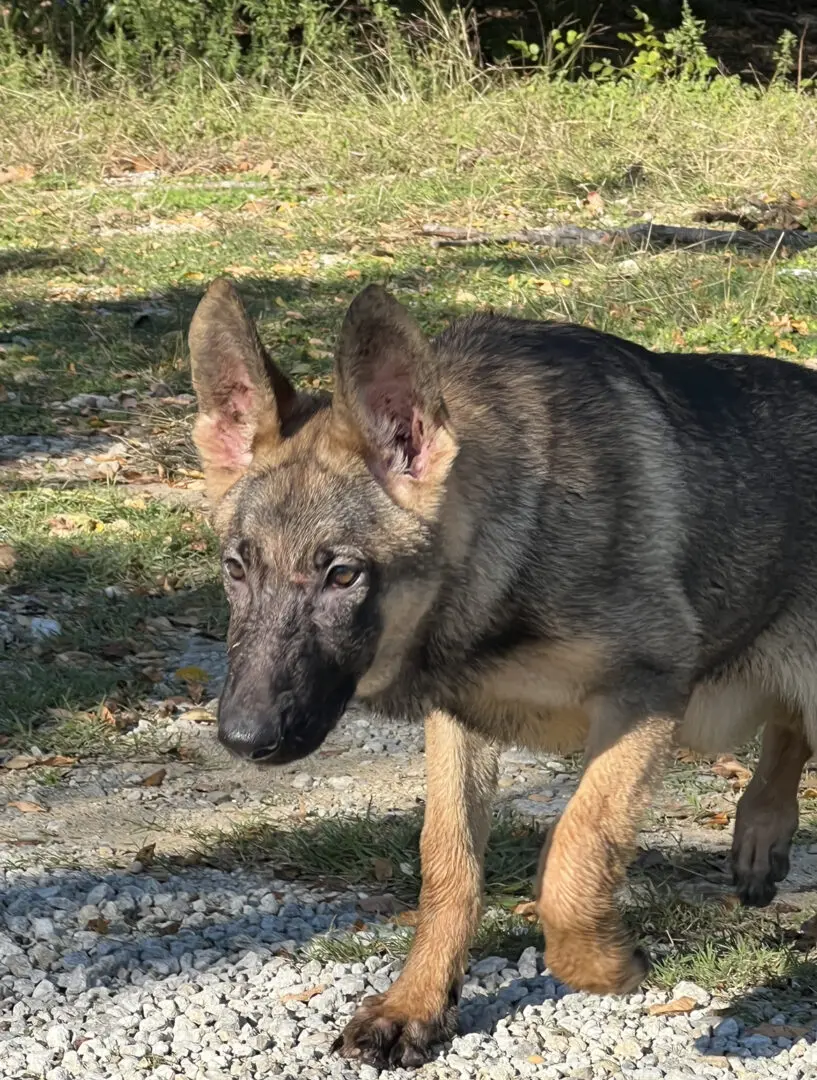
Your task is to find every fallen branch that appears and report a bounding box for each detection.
[421,222,817,254]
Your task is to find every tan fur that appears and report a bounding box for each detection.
[536,714,675,993]
[463,639,602,752]
[336,711,498,1064]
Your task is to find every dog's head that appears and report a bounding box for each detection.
[189,280,458,764]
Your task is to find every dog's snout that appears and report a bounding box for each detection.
[217,691,294,762]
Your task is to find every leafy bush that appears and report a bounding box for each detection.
[3,0,350,81]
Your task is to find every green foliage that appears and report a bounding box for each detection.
[772,29,814,90]
[3,0,351,83]
[4,1,804,92]
[612,3,717,84]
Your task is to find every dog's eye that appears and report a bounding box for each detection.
[326,565,359,590]
[224,558,246,581]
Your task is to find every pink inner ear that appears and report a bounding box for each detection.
[409,407,431,478]
[363,372,427,474]
[194,380,257,472]
[194,413,254,472]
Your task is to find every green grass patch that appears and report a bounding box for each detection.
[188,807,544,905]
[631,882,817,992]
[0,487,223,739]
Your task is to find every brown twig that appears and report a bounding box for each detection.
[421,222,817,253]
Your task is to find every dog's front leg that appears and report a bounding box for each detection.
[334,709,498,1068]
[536,711,676,995]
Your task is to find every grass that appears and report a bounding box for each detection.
[186,807,544,903]
[0,486,223,740]
[187,806,817,991]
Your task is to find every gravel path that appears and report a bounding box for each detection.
[2,640,817,1079]
[1,855,816,1080]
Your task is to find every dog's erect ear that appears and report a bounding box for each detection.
[189,279,298,501]
[333,285,457,514]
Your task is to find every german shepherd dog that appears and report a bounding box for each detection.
[189,278,815,1068]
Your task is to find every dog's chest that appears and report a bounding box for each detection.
[471,638,603,710]
[456,638,601,751]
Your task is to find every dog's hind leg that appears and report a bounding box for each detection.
[333,709,498,1069]
[732,709,812,907]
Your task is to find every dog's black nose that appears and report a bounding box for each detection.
[249,743,282,762]
[217,693,293,762]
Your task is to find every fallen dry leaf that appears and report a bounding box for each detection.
[281,985,325,1003]
[527,1056,545,1066]
[802,788,817,799]
[8,800,47,813]
[47,513,99,535]
[372,857,394,883]
[701,811,730,829]
[140,768,167,787]
[749,1022,810,1039]
[0,544,17,571]
[0,164,35,185]
[712,755,752,786]
[182,708,216,724]
[648,996,697,1017]
[512,901,538,920]
[99,704,118,726]
[135,842,156,866]
[3,755,39,770]
[175,665,209,684]
[39,755,76,768]
[86,916,110,935]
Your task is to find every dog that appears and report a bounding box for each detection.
[188,277,815,1068]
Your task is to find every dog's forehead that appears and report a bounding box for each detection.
[228,459,382,560]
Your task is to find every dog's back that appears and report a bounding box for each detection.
[400,314,817,749]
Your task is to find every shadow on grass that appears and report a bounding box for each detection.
[0,247,82,278]
[0,505,226,737]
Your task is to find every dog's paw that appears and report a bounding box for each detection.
[732,823,793,908]
[331,993,457,1069]
[546,934,649,996]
